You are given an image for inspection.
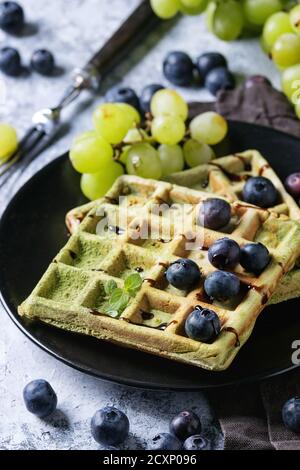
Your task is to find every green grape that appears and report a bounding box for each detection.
[211,0,244,41]
[295,102,300,119]
[70,131,113,174]
[272,33,300,69]
[0,123,18,162]
[158,144,185,176]
[242,0,282,27]
[150,0,180,19]
[119,146,130,165]
[93,103,132,144]
[190,112,228,145]
[281,63,300,102]
[262,12,293,53]
[290,5,300,35]
[179,0,207,15]
[81,163,124,200]
[206,1,217,32]
[116,103,141,126]
[183,139,215,167]
[151,115,186,145]
[126,143,162,179]
[151,89,188,120]
[123,128,148,144]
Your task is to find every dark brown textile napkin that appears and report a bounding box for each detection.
[191,83,300,450]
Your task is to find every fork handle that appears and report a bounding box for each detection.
[86,0,160,78]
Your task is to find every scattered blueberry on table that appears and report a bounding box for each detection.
[31,49,55,76]
[148,433,182,451]
[163,50,195,86]
[204,271,240,302]
[282,397,300,434]
[170,410,201,441]
[205,66,235,96]
[139,83,165,114]
[208,238,241,270]
[0,46,22,76]
[196,52,227,79]
[23,379,57,418]
[166,258,201,291]
[91,406,130,446]
[106,86,140,110]
[183,435,211,451]
[185,307,221,343]
[0,1,24,34]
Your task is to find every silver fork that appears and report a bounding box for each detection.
[0,0,161,188]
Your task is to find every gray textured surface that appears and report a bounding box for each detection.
[0,0,280,450]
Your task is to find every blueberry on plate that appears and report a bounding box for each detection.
[31,49,55,76]
[170,410,201,441]
[240,242,270,274]
[91,406,129,446]
[163,51,194,86]
[185,307,221,343]
[183,435,211,451]
[243,176,278,208]
[198,198,231,230]
[196,52,227,80]
[106,86,140,110]
[285,173,300,198]
[23,379,57,418]
[166,258,201,291]
[204,271,240,302]
[282,397,300,434]
[205,66,235,96]
[208,237,240,270]
[140,83,164,114]
[0,46,21,76]
[148,433,182,450]
[244,75,271,88]
[0,1,24,33]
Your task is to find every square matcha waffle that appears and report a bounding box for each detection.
[67,150,300,305]
[19,175,300,371]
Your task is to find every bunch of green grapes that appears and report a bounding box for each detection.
[69,90,228,200]
[150,0,287,41]
[261,3,300,115]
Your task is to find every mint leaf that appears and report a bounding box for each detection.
[108,288,130,313]
[104,280,118,296]
[124,273,143,297]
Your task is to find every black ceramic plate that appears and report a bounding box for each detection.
[1,120,300,390]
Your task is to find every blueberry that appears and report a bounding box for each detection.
[285,173,300,198]
[23,379,57,418]
[0,46,21,76]
[240,242,270,274]
[205,67,235,96]
[243,176,278,208]
[198,198,231,230]
[166,259,201,291]
[185,307,221,342]
[0,1,24,33]
[196,52,227,79]
[140,83,164,114]
[282,397,300,434]
[170,410,201,441]
[163,51,194,86]
[244,75,271,88]
[148,433,182,450]
[183,435,211,451]
[106,86,140,110]
[91,406,129,446]
[31,49,55,76]
[208,238,240,270]
[204,271,240,301]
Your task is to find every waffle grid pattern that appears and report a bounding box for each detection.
[19,174,300,370]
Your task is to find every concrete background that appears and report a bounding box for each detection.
[0,0,280,450]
